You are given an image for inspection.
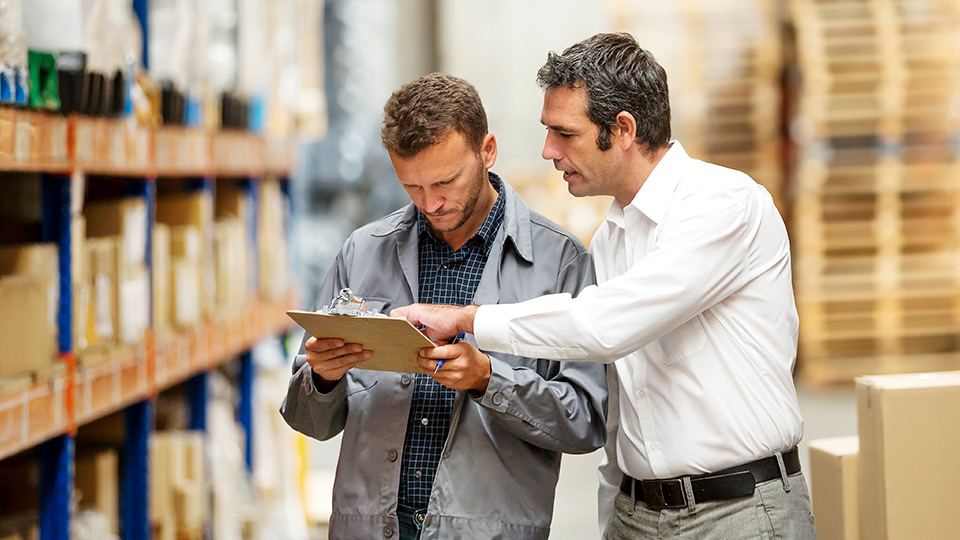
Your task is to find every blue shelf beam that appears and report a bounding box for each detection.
[132,0,150,71]
[121,400,153,540]
[39,436,74,540]
[237,352,254,473]
[40,174,74,354]
[187,371,209,432]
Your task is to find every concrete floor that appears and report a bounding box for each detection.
[306,380,857,539]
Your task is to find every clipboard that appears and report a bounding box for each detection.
[286,310,436,374]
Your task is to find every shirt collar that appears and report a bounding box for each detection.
[605,140,689,227]
[417,172,505,250]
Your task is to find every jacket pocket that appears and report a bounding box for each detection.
[657,315,706,365]
[346,369,379,397]
[359,296,391,315]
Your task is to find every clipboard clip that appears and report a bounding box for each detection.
[321,288,385,317]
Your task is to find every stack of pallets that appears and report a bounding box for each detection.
[612,0,785,210]
[789,0,960,383]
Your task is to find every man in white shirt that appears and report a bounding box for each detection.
[392,33,816,539]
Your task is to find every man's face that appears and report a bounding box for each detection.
[540,86,621,198]
[390,130,491,237]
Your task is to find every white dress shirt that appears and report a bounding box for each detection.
[473,142,804,531]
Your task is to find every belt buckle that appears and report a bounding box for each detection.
[641,479,687,510]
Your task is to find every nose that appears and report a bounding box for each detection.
[542,133,562,161]
[420,190,444,214]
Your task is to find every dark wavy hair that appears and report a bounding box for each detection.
[537,33,671,152]
[381,73,488,158]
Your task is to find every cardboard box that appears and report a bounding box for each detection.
[85,237,117,347]
[153,224,171,336]
[258,179,288,300]
[214,218,248,312]
[84,198,147,270]
[856,372,960,540]
[117,269,149,345]
[75,448,119,533]
[0,244,59,378]
[0,274,52,378]
[157,193,214,316]
[809,436,859,540]
[170,226,202,327]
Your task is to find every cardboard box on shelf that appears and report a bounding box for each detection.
[856,372,960,540]
[170,226,202,328]
[214,218,248,312]
[0,244,59,378]
[117,268,149,345]
[258,179,288,300]
[153,224,171,337]
[85,237,117,348]
[74,448,119,533]
[157,192,215,316]
[0,274,53,378]
[809,436,859,540]
[151,431,205,540]
[84,198,147,271]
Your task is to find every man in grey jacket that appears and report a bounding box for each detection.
[281,73,607,540]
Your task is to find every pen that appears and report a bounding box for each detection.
[434,332,465,374]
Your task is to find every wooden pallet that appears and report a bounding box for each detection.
[614,0,784,206]
[799,350,960,385]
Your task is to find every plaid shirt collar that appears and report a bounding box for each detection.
[416,172,505,251]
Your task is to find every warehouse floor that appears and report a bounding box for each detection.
[306,381,857,539]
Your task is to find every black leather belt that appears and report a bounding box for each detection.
[619,447,801,510]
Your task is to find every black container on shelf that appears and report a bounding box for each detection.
[109,70,126,117]
[220,91,250,130]
[55,51,86,114]
[161,81,185,125]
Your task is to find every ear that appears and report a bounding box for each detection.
[480,132,497,169]
[610,111,638,150]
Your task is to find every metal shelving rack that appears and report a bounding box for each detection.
[0,107,296,540]
[1,56,295,540]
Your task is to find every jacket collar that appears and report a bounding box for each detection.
[370,172,534,264]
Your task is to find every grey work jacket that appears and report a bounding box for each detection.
[281,180,608,540]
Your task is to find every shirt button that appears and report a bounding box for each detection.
[414,470,422,478]
[421,417,429,426]
[387,449,398,462]
[487,341,496,348]
[628,233,636,241]
[650,443,659,451]
[383,525,394,538]
[415,512,426,524]
[638,389,646,398]
[401,375,411,386]
[492,392,503,406]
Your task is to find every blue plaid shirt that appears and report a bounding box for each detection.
[397,173,505,512]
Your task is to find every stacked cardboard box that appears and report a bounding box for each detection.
[0,243,58,379]
[258,179,288,301]
[856,372,960,539]
[809,436,859,540]
[809,371,960,539]
[74,448,119,533]
[84,198,149,347]
[157,192,215,318]
[150,431,204,540]
[168,226,202,328]
[215,186,254,312]
[152,224,171,337]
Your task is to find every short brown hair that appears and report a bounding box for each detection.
[381,73,488,158]
[537,33,671,152]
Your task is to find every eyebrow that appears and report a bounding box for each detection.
[542,121,576,133]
